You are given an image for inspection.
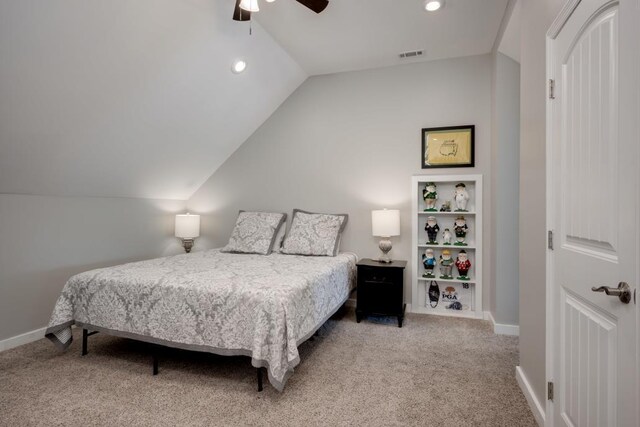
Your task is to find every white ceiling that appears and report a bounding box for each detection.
[0,0,306,200]
[0,0,512,200]
[255,0,510,75]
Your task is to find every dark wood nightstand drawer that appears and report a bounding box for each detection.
[356,259,407,327]
[359,280,399,312]
[358,266,401,284]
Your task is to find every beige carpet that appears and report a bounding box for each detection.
[0,308,536,427]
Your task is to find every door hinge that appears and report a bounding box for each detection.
[548,381,554,401]
[548,230,554,250]
[549,79,555,99]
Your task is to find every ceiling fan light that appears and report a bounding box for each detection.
[232,59,247,74]
[239,0,259,12]
[424,0,443,12]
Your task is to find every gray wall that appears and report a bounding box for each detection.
[493,53,520,326]
[519,0,564,406]
[0,194,185,341]
[188,54,495,309]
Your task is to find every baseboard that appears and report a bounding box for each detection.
[0,326,47,352]
[516,366,545,427]
[494,323,520,336]
[486,311,520,336]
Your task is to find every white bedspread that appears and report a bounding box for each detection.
[45,249,357,391]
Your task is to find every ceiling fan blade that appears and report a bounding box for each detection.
[232,0,251,21]
[295,0,329,14]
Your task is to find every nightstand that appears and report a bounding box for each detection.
[356,258,407,327]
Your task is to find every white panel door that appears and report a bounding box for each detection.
[548,0,639,426]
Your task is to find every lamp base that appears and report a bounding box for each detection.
[378,238,393,263]
[181,238,194,253]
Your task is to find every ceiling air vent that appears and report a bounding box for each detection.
[399,49,424,59]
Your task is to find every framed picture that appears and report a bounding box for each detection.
[421,125,475,168]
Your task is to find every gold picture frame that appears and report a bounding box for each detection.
[421,125,475,168]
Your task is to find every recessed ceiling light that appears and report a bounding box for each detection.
[232,59,247,74]
[424,0,443,12]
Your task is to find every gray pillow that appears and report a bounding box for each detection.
[271,220,287,253]
[281,209,348,256]
[221,211,286,255]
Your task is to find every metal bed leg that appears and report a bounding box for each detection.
[81,329,99,356]
[257,368,263,392]
[82,329,88,356]
[152,352,159,376]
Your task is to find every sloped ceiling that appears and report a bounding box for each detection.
[255,0,509,75]
[498,0,521,63]
[0,0,306,200]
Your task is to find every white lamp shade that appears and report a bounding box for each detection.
[371,209,400,237]
[175,214,200,239]
[239,0,259,12]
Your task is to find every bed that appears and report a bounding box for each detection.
[45,249,357,391]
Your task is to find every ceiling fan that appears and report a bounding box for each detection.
[232,0,329,21]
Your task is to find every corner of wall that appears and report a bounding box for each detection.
[486,310,520,336]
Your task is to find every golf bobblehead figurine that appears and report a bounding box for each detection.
[454,182,470,212]
[425,216,440,244]
[455,250,471,280]
[454,216,468,246]
[442,228,453,245]
[422,182,438,211]
[422,248,437,278]
[439,249,454,279]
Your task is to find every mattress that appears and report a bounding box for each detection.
[45,249,357,391]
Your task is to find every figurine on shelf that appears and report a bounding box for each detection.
[422,182,438,211]
[455,250,471,280]
[439,249,454,279]
[453,216,468,246]
[439,201,451,212]
[442,228,452,245]
[425,216,440,244]
[422,248,437,278]
[428,281,440,308]
[454,183,470,212]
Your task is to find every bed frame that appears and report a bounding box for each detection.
[80,328,320,392]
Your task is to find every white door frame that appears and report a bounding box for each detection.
[545,1,640,426]
[545,2,583,425]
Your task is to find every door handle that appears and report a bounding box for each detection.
[591,282,632,304]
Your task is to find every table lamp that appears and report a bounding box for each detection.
[175,213,200,253]
[371,209,400,263]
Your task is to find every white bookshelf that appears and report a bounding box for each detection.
[411,175,483,319]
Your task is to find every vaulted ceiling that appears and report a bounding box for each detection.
[255,0,509,75]
[0,0,509,201]
[498,0,521,63]
[0,0,305,200]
